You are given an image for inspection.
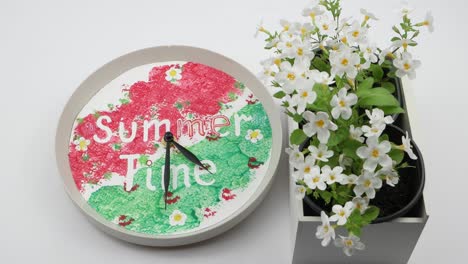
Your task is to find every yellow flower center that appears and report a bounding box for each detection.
[323,225,329,232]
[339,100,346,107]
[345,239,354,247]
[372,149,380,158]
[404,63,411,70]
[322,24,329,30]
[284,25,290,31]
[301,91,308,98]
[313,177,320,183]
[341,58,349,66]
[402,42,408,49]
[317,152,323,158]
[352,31,360,38]
[423,21,430,26]
[250,131,259,139]
[304,166,311,174]
[339,210,346,217]
[287,73,296,80]
[330,175,336,181]
[365,15,370,21]
[274,58,281,66]
[297,48,304,56]
[341,37,348,44]
[286,42,293,48]
[173,214,182,221]
[301,27,307,35]
[315,119,325,128]
[364,179,372,188]
[79,140,87,150]
[169,69,177,77]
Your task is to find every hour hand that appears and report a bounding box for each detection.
[167,134,213,174]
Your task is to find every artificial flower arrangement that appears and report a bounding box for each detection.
[256,0,433,257]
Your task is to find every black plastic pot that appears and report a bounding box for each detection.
[302,123,425,224]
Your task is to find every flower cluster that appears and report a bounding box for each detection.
[257,0,432,256]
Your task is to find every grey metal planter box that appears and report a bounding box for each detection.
[288,83,429,264]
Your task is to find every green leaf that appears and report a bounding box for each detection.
[369,64,384,82]
[380,106,405,115]
[292,113,304,123]
[362,206,380,224]
[328,127,349,147]
[359,93,400,107]
[273,91,286,99]
[312,57,331,72]
[342,140,362,160]
[382,82,396,93]
[356,87,392,98]
[358,77,374,91]
[335,76,345,89]
[389,148,405,164]
[290,129,308,145]
[318,190,333,204]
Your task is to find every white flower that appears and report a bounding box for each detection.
[345,21,368,45]
[394,52,421,79]
[74,137,91,151]
[165,67,182,83]
[397,1,414,17]
[277,32,298,56]
[361,123,385,138]
[308,144,334,162]
[330,88,358,120]
[421,11,434,33]
[316,211,336,247]
[169,210,187,226]
[282,39,315,61]
[279,19,294,33]
[392,38,416,51]
[360,8,379,21]
[360,44,378,63]
[378,48,395,65]
[329,47,360,78]
[357,136,393,172]
[354,170,383,199]
[293,156,316,181]
[303,111,338,144]
[316,16,337,36]
[302,0,324,20]
[349,125,365,143]
[276,60,309,94]
[304,165,326,190]
[310,70,335,86]
[340,174,358,185]
[254,19,265,38]
[399,131,418,160]
[295,185,307,200]
[290,84,317,114]
[322,165,345,185]
[258,57,278,83]
[286,145,305,167]
[376,168,400,187]
[245,129,263,143]
[329,201,354,226]
[352,197,369,214]
[334,234,366,256]
[299,23,315,38]
[366,108,394,127]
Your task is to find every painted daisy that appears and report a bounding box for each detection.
[165,67,182,83]
[74,137,91,151]
[245,129,264,143]
[169,210,187,226]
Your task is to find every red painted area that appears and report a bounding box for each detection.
[203,208,217,218]
[118,215,134,227]
[221,188,236,201]
[69,62,239,191]
[166,192,180,204]
[248,157,264,169]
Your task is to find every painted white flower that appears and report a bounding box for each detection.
[245,129,263,143]
[349,125,365,143]
[340,174,358,185]
[366,108,394,126]
[316,16,337,36]
[360,44,378,63]
[329,201,354,226]
[421,11,434,33]
[393,52,421,79]
[322,165,345,185]
[293,156,316,181]
[308,144,334,162]
[334,234,366,256]
[398,131,418,160]
[303,111,338,144]
[329,47,360,78]
[295,185,307,200]
[345,21,368,45]
[74,137,91,151]
[290,84,317,114]
[357,136,392,172]
[352,197,369,214]
[376,168,400,187]
[354,170,383,199]
[330,88,358,120]
[360,8,379,21]
[392,38,416,51]
[316,211,336,247]
[276,60,309,94]
[165,67,182,83]
[304,165,326,190]
[286,145,305,167]
[169,210,187,226]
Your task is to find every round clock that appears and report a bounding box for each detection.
[55,46,282,246]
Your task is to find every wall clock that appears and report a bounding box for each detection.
[55,46,282,246]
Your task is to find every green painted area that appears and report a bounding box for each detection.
[87,102,272,235]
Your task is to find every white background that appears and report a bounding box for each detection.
[0,0,466,263]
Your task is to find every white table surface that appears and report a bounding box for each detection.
[1,0,466,263]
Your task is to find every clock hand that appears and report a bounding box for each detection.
[165,132,213,174]
[163,132,173,210]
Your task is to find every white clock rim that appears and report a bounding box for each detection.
[55,45,283,247]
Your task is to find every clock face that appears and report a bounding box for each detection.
[67,60,273,236]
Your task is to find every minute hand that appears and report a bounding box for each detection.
[171,140,213,174]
